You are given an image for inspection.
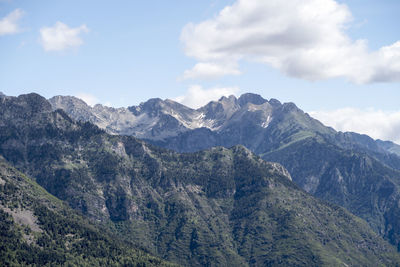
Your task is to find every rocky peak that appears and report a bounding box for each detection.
[164,99,195,112]
[218,95,237,103]
[129,98,176,117]
[281,102,299,112]
[1,93,52,118]
[49,95,89,108]
[49,95,98,124]
[20,93,52,110]
[137,98,163,113]
[231,144,254,157]
[268,98,282,107]
[238,93,267,106]
[200,95,240,120]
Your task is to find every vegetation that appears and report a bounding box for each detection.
[263,136,400,250]
[0,158,177,266]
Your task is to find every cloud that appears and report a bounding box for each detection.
[180,0,400,83]
[0,8,24,36]
[40,21,89,51]
[173,85,240,109]
[181,62,241,80]
[309,108,400,144]
[75,93,98,107]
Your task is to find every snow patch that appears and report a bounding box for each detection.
[261,115,272,128]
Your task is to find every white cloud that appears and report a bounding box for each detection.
[0,8,24,36]
[180,0,400,83]
[173,85,240,109]
[181,62,241,80]
[75,93,98,107]
[309,108,400,144]
[40,21,89,51]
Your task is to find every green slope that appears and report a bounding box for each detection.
[263,136,400,250]
[0,157,177,267]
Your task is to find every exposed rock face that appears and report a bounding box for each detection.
[3,93,400,266]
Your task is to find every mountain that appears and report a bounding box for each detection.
[49,95,200,139]
[0,156,176,266]
[262,137,400,248]
[376,139,400,157]
[49,93,400,157]
[2,93,400,266]
[50,93,400,250]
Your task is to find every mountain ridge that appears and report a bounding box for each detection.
[49,93,400,154]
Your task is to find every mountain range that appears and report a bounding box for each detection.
[49,93,400,157]
[1,92,400,265]
[50,93,400,251]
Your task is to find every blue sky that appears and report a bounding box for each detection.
[1,0,400,142]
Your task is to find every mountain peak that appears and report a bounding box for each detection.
[17,93,53,113]
[268,98,281,106]
[218,95,237,102]
[231,144,252,154]
[282,102,299,112]
[129,98,165,116]
[140,97,163,107]
[238,93,267,106]
[49,95,90,110]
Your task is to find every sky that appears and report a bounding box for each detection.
[0,0,399,143]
